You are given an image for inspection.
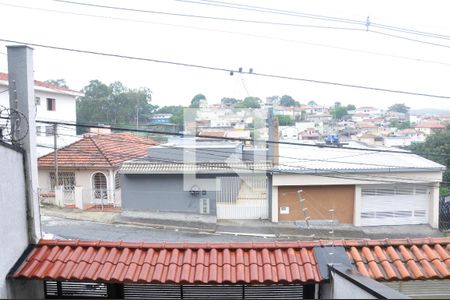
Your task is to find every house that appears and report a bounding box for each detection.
[356,121,379,134]
[280,126,299,139]
[149,113,172,125]
[9,237,450,299]
[354,133,383,146]
[119,140,271,222]
[37,132,158,209]
[415,121,446,135]
[272,141,445,228]
[0,72,82,156]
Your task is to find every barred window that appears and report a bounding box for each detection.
[50,172,75,190]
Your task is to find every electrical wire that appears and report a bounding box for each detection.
[2,2,450,68]
[35,119,450,157]
[179,0,450,42]
[49,0,363,31]
[2,38,450,100]
[39,124,448,186]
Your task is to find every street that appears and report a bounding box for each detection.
[41,215,293,242]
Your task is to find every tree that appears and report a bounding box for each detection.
[190,94,206,108]
[307,100,317,106]
[235,97,261,108]
[45,79,68,88]
[390,120,411,130]
[277,115,294,126]
[76,80,156,131]
[388,103,410,114]
[331,106,348,120]
[346,104,356,111]
[409,129,450,195]
[156,105,184,129]
[279,95,300,107]
[221,97,240,108]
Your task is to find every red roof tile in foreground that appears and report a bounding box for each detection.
[344,237,450,281]
[38,133,158,168]
[12,240,322,284]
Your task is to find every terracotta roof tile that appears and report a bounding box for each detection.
[13,240,322,284]
[346,237,450,281]
[38,133,158,168]
[0,72,80,94]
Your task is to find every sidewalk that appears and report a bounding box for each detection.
[41,205,445,240]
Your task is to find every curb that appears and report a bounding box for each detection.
[113,219,217,234]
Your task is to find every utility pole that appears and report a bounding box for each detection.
[136,106,139,129]
[53,123,58,189]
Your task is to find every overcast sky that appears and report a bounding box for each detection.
[1,0,450,110]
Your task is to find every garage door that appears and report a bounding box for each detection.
[361,185,429,226]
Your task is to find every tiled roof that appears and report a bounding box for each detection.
[38,133,158,168]
[0,72,81,95]
[12,240,322,284]
[345,237,450,281]
[415,122,446,129]
[120,160,271,174]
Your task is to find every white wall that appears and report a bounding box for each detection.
[0,145,28,299]
[38,168,116,191]
[0,83,80,157]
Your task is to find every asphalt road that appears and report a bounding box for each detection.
[41,215,293,242]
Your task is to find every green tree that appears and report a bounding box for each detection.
[346,104,356,111]
[279,95,300,107]
[45,79,68,88]
[331,106,348,120]
[155,105,185,129]
[236,97,261,108]
[307,100,318,106]
[221,97,240,108]
[190,94,206,108]
[390,120,411,129]
[388,103,410,114]
[409,130,450,193]
[76,80,156,131]
[277,115,294,126]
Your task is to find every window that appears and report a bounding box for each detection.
[199,198,210,214]
[36,126,41,136]
[45,125,54,136]
[50,172,75,190]
[93,172,108,200]
[114,172,120,189]
[47,98,56,111]
[35,97,41,105]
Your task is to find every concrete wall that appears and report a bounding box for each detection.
[0,144,28,299]
[121,174,217,215]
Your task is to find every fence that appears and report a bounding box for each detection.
[39,187,121,210]
[439,196,450,231]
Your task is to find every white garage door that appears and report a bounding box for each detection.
[361,185,429,226]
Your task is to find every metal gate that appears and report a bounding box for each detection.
[44,281,312,299]
[439,196,450,231]
[216,176,268,220]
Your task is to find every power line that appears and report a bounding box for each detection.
[3,2,450,68]
[35,119,450,157]
[35,139,447,187]
[51,0,363,32]
[2,38,450,100]
[52,127,448,171]
[180,0,450,42]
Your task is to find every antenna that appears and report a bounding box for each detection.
[297,190,311,229]
[329,208,336,249]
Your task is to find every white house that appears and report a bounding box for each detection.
[271,141,444,228]
[0,72,82,156]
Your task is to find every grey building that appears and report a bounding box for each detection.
[119,141,271,222]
